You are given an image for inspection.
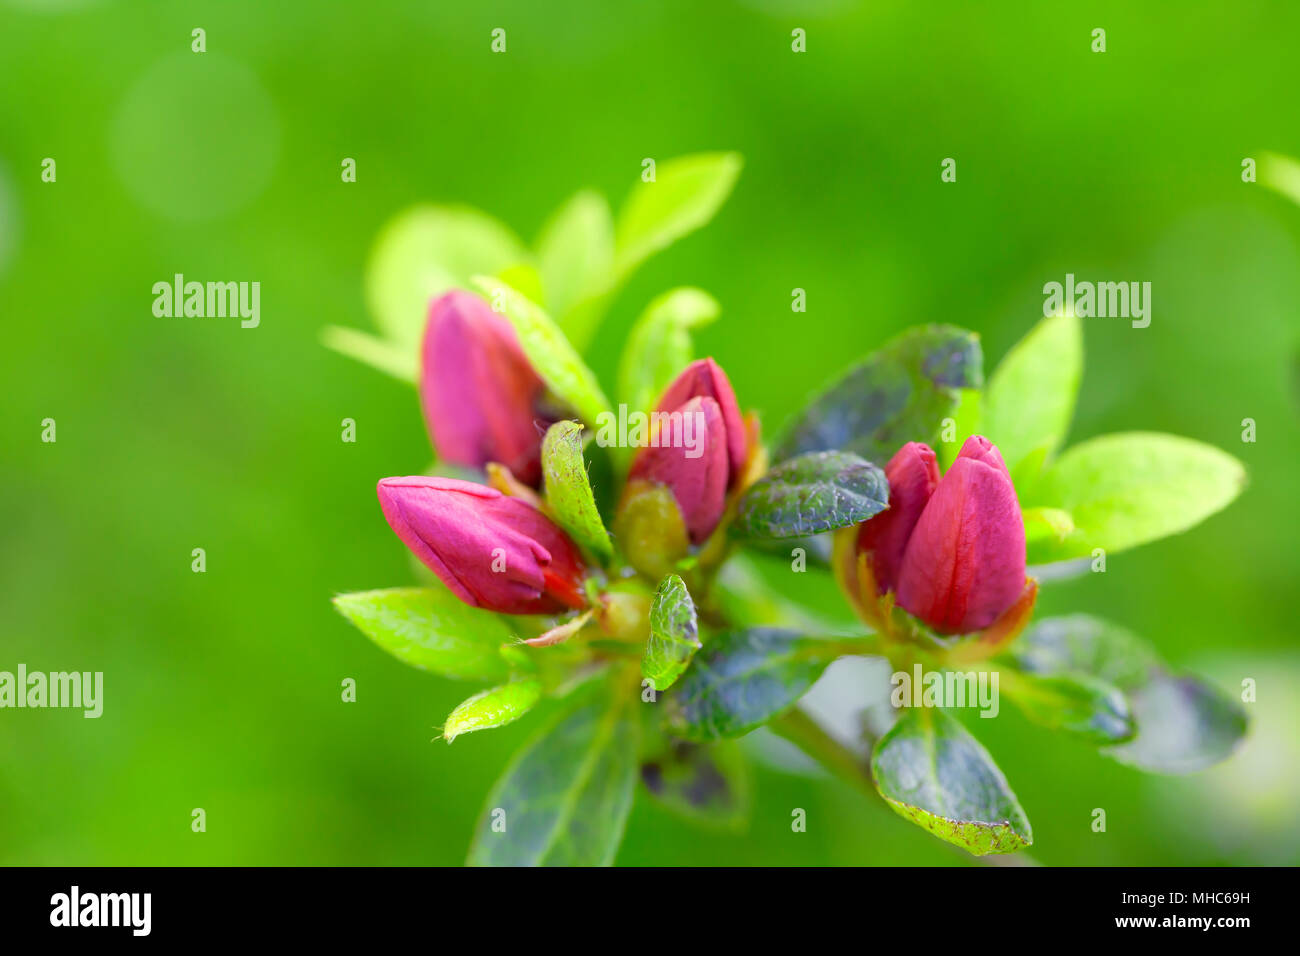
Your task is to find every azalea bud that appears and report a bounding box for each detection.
[855,435,1026,635]
[377,476,587,615]
[654,358,748,482]
[628,396,729,544]
[855,442,940,594]
[420,290,553,486]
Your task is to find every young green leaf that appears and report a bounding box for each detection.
[332,587,515,683]
[775,325,984,466]
[936,386,983,470]
[442,678,543,743]
[733,451,889,539]
[617,287,721,415]
[467,683,638,866]
[982,310,1083,477]
[614,152,742,282]
[535,189,615,345]
[469,277,611,428]
[1003,671,1135,745]
[365,204,526,349]
[662,628,843,740]
[321,326,418,384]
[1022,506,1076,543]
[643,574,701,692]
[1012,616,1248,773]
[871,707,1033,856]
[1260,150,1300,207]
[1026,432,1246,562]
[541,420,613,561]
[640,740,751,831]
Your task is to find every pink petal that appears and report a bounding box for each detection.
[894,450,1025,634]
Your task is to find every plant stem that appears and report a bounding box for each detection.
[769,707,877,799]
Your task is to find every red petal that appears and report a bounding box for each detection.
[856,442,940,593]
[894,450,1026,634]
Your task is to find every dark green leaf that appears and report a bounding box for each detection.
[662,628,841,740]
[1011,614,1160,689]
[467,683,638,866]
[1011,615,1248,772]
[640,740,751,830]
[733,451,889,539]
[871,707,1033,856]
[332,587,515,683]
[643,574,701,691]
[1004,671,1134,745]
[775,325,983,465]
[1105,674,1248,774]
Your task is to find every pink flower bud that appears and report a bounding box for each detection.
[654,358,748,483]
[628,396,729,544]
[377,476,587,615]
[855,442,940,594]
[420,291,552,486]
[855,436,1026,635]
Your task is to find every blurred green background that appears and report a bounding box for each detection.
[2,0,1298,866]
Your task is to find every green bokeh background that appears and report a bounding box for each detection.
[2,0,1297,866]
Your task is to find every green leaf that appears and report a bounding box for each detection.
[1011,615,1161,689]
[733,451,889,539]
[467,683,638,866]
[640,740,751,830]
[1260,150,1300,207]
[535,190,615,345]
[1012,615,1247,773]
[870,708,1033,856]
[982,310,1083,478]
[643,574,701,692]
[1022,506,1076,543]
[540,420,613,561]
[1027,432,1246,562]
[469,277,611,427]
[937,386,983,470]
[618,287,721,415]
[614,152,743,281]
[321,326,418,384]
[332,587,516,683]
[365,204,526,349]
[1004,671,1135,745]
[775,325,984,466]
[1105,673,1248,774]
[443,678,543,742]
[662,628,842,740]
